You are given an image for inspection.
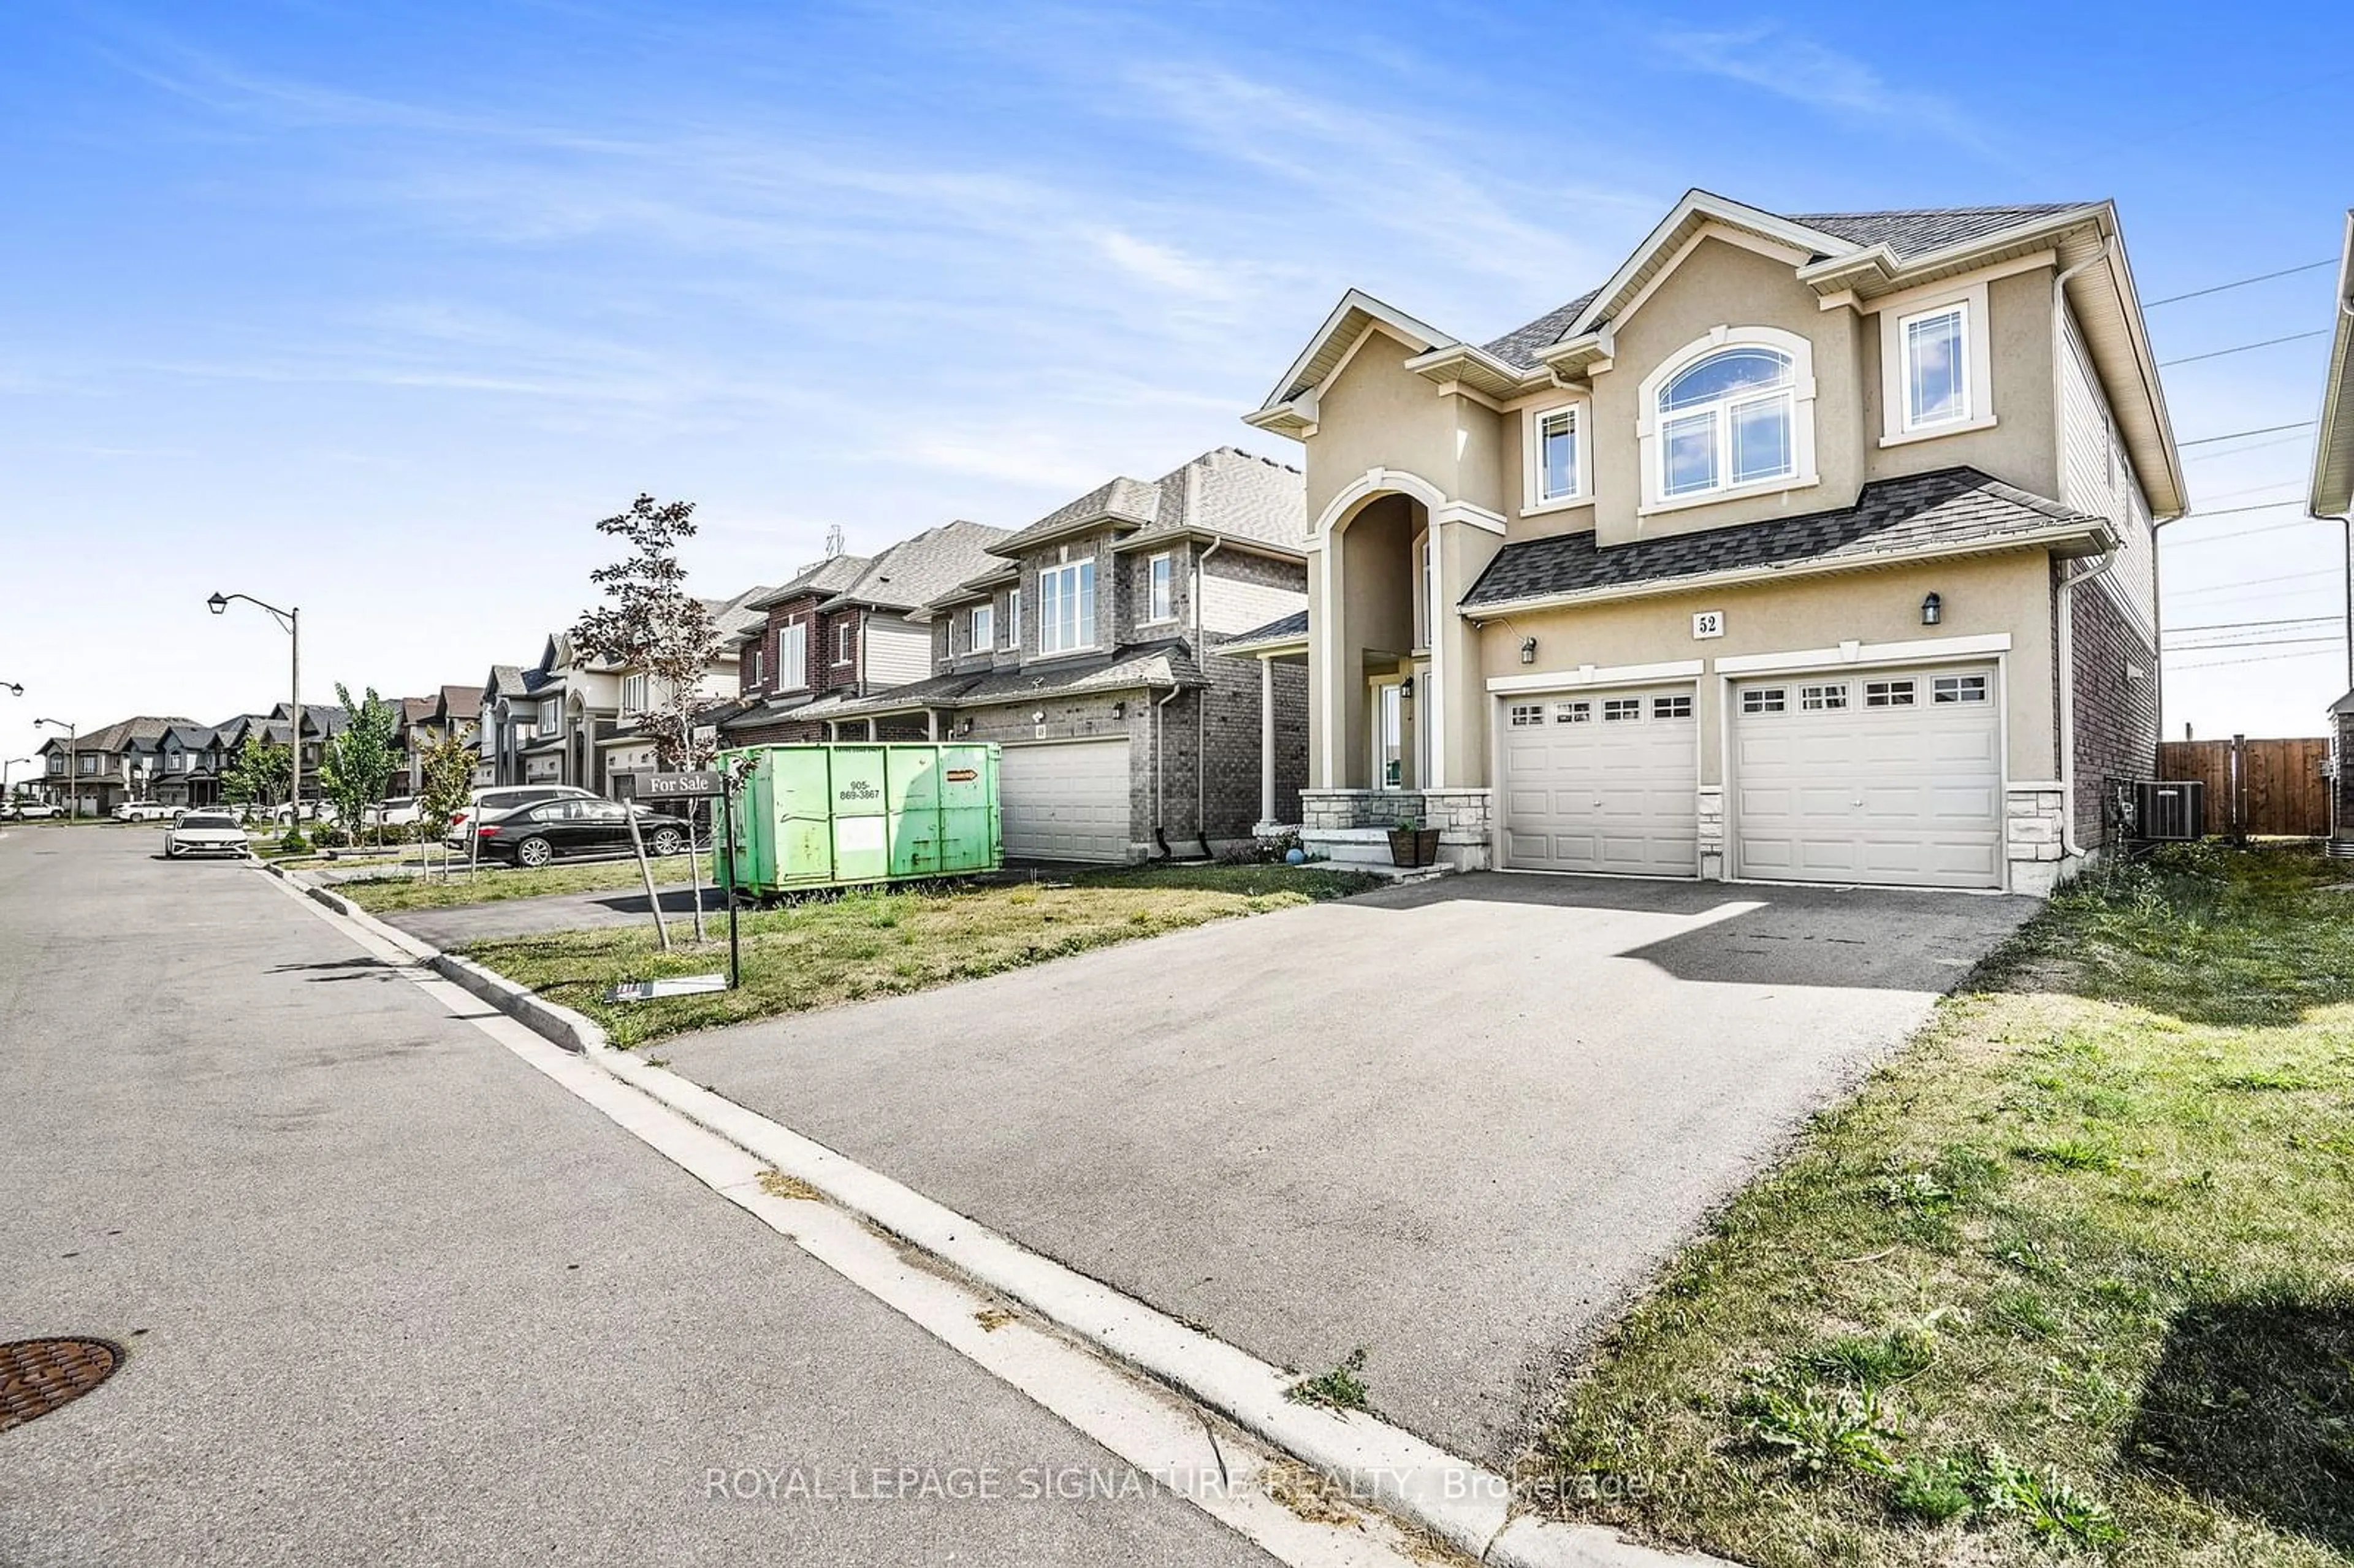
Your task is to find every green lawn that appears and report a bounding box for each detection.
[465,862,1381,1048]
[340,855,700,913]
[1528,844,2354,1567]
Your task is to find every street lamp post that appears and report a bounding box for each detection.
[33,718,77,820]
[208,592,302,824]
[2,756,29,811]
[1,681,22,696]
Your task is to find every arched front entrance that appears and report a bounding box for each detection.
[1326,491,1432,793]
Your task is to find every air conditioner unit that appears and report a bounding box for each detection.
[2113,778,2204,842]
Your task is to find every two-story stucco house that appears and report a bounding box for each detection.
[1243,191,2184,893]
[720,522,1009,747]
[804,446,1309,862]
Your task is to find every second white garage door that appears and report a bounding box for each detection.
[1500,688,1698,875]
[1731,665,2003,889]
[999,739,1132,862]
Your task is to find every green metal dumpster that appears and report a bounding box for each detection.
[714,742,1002,895]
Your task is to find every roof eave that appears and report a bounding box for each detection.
[1459,522,2116,620]
[1251,287,1453,417]
[2307,211,2354,518]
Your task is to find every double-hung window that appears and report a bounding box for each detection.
[1528,403,1586,507]
[620,672,650,714]
[1901,303,1968,430]
[1146,553,1174,622]
[1004,588,1022,649]
[1037,560,1097,655]
[969,603,993,652]
[780,622,809,689]
[1658,347,1797,500]
[834,621,856,666]
[750,647,765,688]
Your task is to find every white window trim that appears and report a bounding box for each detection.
[1143,551,1176,625]
[780,621,809,690]
[1880,281,1996,447]
[1521,397,1592,516]
[1037,559,1099,656]
[833,620,856,667]
[1635,325,1818,517]
[1004,588,1022,650]
[969,603,994,652]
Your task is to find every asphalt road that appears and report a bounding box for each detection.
[664,870,2038,1465]
[0,827,1277,1568]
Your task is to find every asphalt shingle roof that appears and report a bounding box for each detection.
[1223,609,1309,647]
[972,447,1305,585]
[814,641,1206,720]
[826,520,1011,611]
[1478,202,2089,373]
[749,553,871,610]
[1460,467,2103,609]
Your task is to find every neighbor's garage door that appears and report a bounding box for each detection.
[1500,688,1698,875]
[999,739,1132,862]
[1731,665,2002,888]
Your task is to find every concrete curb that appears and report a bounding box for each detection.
[266,859,1734,1568]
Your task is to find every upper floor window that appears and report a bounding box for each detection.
[780,621,809,689]
[47,755,63,774]
[538,700,559,729]
[1038,559,1097,655]
[1146,553,1175,622]
[1640,327,1816,512]
[1661,348,1794,498]
[78,755,97,775]
[1525,402,1588,509]
[750,647,765,688]
[1005,588,1022,649]
[620,672,650,714]
[969,603,993,652]
[834,620,856,666]
[1902,303,1968,430]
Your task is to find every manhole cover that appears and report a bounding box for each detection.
[1,1339,123,1433]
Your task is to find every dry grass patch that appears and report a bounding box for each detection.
[1527,845,2354,1567]
[340,856,697,913]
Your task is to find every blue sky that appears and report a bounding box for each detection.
[4,0,2350,780]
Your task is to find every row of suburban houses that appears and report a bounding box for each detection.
[40,189,2244,894]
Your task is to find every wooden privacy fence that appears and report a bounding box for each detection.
[2158,736,2331,838]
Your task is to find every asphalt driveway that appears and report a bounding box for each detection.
[660,870,2038,1464]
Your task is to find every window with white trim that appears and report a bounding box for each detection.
[834,620,857,666]
[1932,674,1988,704]
[1865,679,1917,707]
[1509,702,1545,727]
[620,672,650,714]
[1800,682,1848,712]
[1659,348,1796,498]
[1004,588,1022,649]
[1603,698,1642,721]
[1902,303,1968,430]
[969,603,992,653]
[750,647,764,688]
[1525,402,1588,508]
[1742,687,1787,715]
[780,622,809,689]
[1146,552,1174,622]
[1037,559,1097,655]
[1555,700,1591,724]
[1652,694,1693,719]
[538,700,559,729]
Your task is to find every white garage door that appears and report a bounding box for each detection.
[999,740,1132,862]
[1732,666,2002,889]
[1500,688,1698,876]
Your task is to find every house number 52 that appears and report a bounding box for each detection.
[1691,610,1726,639]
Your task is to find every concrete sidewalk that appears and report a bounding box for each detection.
[661,871,2036,1465]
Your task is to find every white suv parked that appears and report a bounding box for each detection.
[112,801,182,823]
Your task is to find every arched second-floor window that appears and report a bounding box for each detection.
[1639,326,1818,510]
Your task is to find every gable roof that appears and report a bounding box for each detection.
[1249,189,2184,516]
[44,715,202,755]
[822,521,1011,611]
[746,552,870,612]
[437,683,482,721]
[703,584,777,641]
[1460,466,2110,614]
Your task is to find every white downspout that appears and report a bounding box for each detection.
[2051,238,2117,865]
[1193,534,1225,856]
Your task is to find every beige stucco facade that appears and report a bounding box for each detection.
[1270,194,2176,891]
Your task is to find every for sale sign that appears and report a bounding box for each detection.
[644,771,726,798]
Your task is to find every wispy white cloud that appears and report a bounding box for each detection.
[1656,25,1984,148]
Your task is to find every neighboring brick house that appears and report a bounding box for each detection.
[1245,191,2184,892]
[719,523,1010,748]
[37,715,201,815]
[393,683,483,794]
[809,447,1309,862]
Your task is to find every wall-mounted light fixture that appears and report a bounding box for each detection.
[1032,709,1046,724]
[1519,636,1537,665]
[1111,701,1126,720]
[1399,676,1415,699]
[1921,592,1943,626]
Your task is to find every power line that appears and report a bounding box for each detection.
[2144,257,2337,308]
[2168,516,2336,546]
[2171,500,2306,521]
[2167,646,2345,671]
[2178,421,2317,447]
[2184,430,2312,463]
[2165,614,2344,634]
[2158,329,2330,367]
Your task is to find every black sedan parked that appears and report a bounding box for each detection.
[472,797,693,868]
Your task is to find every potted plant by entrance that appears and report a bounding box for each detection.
[1387,817,1440,867]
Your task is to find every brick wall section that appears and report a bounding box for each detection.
[2071,576,2160,845]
